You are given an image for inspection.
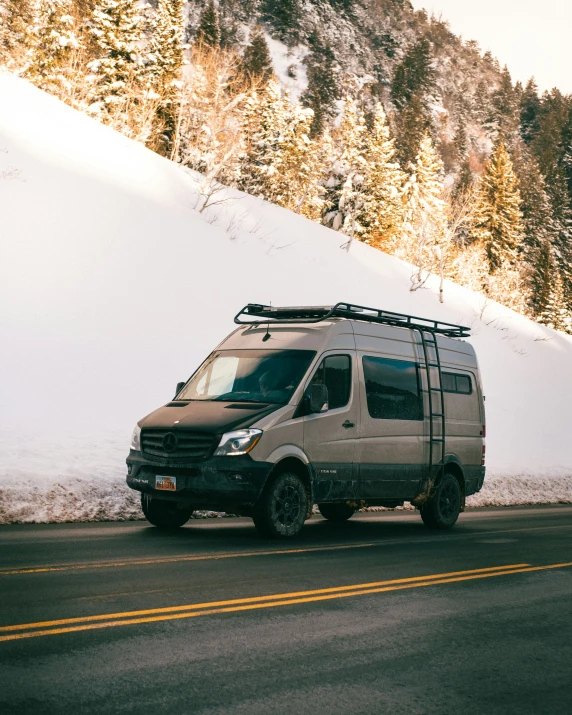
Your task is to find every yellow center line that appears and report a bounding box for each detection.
[0,542,380,576]
[3,522,572,577]
[0,563,530,638]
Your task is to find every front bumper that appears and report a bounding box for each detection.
[126,450,272,511]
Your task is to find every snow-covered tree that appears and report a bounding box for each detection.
[357,102,405,248]
[395,91,431,168]
[0,0,33,63]
[177,45,246,189]
[260,0,302,46]
[537,265,572,333]
[400,133,448,290]
[492,65,519,144]
[269,96,322,214]
[470,142,524,271]
[299,128,333,222]
[24,0,81,93]
[87,0,144,112]
[322,98,368,246]
[239,25,273,85]
[391,37,435,110]
[238,81,284,199]
[301,29,339,137]
[520,77,541,145]
[146,0,185,156]
[196,0,220,48]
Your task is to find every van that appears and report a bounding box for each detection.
[126,303,486,538]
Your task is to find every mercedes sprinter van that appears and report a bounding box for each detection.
[126,303,486,538]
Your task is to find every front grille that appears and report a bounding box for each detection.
[141,429,216,461]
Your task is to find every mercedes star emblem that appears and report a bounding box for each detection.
[162,432,178,453]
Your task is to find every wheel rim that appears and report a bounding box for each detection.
[439,480,459,520]
[274,484,302,529]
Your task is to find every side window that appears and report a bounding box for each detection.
[309,355,351,410]
[362,356,423,421]
[442,371,473,395]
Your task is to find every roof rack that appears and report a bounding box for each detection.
[234,302,470,338]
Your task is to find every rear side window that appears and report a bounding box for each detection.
[309,355,351,409]
[362,356,423,421]
[442,372,472,395]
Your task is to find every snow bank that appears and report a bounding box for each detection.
[1,74,571,523]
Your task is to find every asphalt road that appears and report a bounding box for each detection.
[1,505,571,715]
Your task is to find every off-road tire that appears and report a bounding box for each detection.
[318,502,356,522]
[141,495,193,529]
[420,473,462,530]
[253,472,308,539]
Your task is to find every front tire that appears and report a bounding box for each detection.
[318,502,356,522]
[253,472,308,539]
[141,495,193,529]
[420,473,462,530]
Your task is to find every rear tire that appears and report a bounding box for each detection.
[141,495,193,529]
[253,472,308,539]
[420,473,461,530]
[318,502,356,522]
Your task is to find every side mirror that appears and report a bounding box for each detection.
[175,381,186,398]
[309,383,328,414]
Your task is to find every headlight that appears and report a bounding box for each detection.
[130,423,141,451]
[214,429,262,456]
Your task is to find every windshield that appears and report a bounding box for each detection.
[177,350,316,404]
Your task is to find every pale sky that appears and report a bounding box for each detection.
[410,0,572,94]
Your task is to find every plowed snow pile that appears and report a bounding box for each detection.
[1,74,571,523]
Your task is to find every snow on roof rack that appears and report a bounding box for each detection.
[234,302,471,338]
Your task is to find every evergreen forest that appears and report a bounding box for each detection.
[2,0,571,332]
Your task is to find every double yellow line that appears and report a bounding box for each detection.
[3,561,572,643]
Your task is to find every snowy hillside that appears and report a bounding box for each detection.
[1,74,571,523]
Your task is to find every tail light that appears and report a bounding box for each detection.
[481,444,486,466]
[482,425,486,438]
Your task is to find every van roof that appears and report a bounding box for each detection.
[234,302,470,338]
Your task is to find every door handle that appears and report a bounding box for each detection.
[342,421,355,429]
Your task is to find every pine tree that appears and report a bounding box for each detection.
[146,0,185,156]
[531,240,555,317]
[239,25,273,85]
[217,0,246,48]
[537,265,572,333]
[400,132,448,287]
[260,0,302,46]
[0,0,34,62]
[357,102,405,248]
[238,81,285,199]
[87,0,144,111]
[561,106,572,202]
[270,97,321,213]
[321,98,368,241]
[453,117,468,164]
[24,0,81,93]
[492,66,518,144]
[394,91,431,167]
[299,128,333,222]
[196,0,220,48]
[472,80,491,125]
[391,37,435,110]
[301,29,339,137]
[470,143,524,271]
[520,77,541,145]
[511,145,557,258]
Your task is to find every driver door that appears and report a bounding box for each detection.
[302,352,359,502]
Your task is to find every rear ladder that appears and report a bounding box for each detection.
[419,330,446,485]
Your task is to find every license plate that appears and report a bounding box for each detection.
[155,476,177,491]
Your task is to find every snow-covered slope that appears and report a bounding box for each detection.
[1,73,571,523]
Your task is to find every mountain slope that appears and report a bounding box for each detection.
[1,74,571,522]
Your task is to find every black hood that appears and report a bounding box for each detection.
[140,400,280,434]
